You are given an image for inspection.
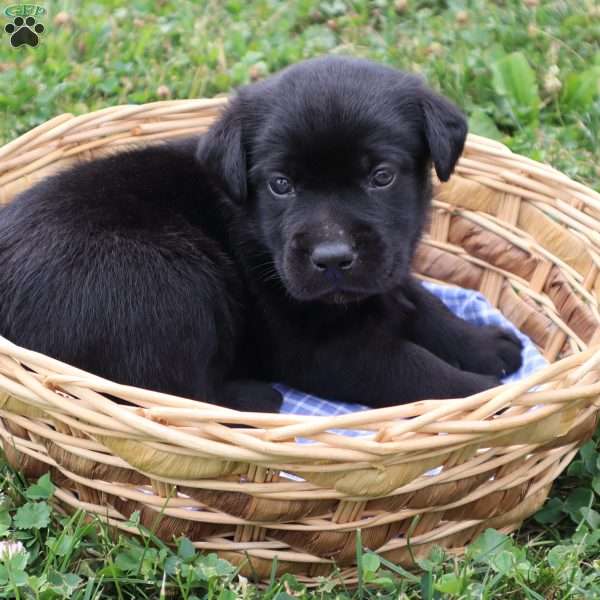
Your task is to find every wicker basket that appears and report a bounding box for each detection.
[1,98,600,584]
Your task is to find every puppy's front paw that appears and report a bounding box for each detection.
[461,326,523,377]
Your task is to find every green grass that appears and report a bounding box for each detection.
[0,0,599,187]
[0,0,599,597]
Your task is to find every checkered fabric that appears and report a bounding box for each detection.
[277,281,547,429]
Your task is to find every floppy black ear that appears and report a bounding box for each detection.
[420,90,468,182]
[196,100,247,203]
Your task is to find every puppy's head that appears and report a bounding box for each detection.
[198,56,467,304]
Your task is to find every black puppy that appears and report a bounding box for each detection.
[0,56,522,410]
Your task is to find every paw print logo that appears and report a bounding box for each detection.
[5,15,44,47]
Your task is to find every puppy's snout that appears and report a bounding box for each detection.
[310,241,356,272]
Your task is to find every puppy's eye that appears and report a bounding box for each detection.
[268,176,294,196]
[370,168,395,188]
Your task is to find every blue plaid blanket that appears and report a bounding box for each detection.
[276,281,547,422]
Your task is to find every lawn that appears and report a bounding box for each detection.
[0,0,599,598]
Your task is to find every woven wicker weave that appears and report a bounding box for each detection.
[1,98,600,583]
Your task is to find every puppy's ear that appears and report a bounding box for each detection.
[196,101,247,203]
[420,90,468,182]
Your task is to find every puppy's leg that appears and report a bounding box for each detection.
[396,279,523,377]
[277,331,499,409]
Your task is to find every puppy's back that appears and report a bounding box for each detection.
[0,139,241,400]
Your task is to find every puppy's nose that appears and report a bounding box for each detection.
[310,242,356,272]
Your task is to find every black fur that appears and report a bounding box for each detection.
[0,56,522,410]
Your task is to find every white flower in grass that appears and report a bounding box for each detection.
[394,0,408,14]
[0,540,25,560]
[156,85,171,99]
[544,65,562,95]
[159,571,167,600]
[238,574,249,595]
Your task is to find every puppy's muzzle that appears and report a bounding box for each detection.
[310,241,357,274]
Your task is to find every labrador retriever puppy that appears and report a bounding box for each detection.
[0,56,522,410]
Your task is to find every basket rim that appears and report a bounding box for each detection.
[2,96,598,202]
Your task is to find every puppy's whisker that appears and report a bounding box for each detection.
[245,258,282,285]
